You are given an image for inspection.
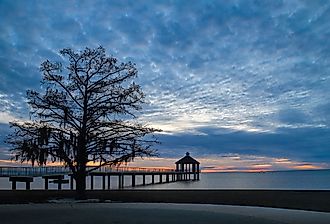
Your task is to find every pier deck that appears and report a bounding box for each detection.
[0,166,200,190]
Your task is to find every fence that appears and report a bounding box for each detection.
[0,166,175,177]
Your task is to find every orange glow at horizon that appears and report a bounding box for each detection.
[201,168,272,173]
[0,155,328,173]
[293,164,322,170]
[251,164,272,169]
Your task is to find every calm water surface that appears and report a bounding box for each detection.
[1,170,330,190]
[142,170,330,190]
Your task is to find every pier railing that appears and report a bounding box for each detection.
[0,166,176,177]
[94,166,175,173]
[0,165,199,190]
[0,166,70,177]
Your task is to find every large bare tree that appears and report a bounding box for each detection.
[6,46,159,196]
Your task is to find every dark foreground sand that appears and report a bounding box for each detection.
[1,203,330,224]
[1,190,330,212]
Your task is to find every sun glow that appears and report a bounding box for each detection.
[0,154,328,172]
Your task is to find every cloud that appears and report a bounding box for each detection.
[156,126,330,163]
[0,112,18,124]
[111,153,329,172]
[277,108,309,124]
[0,0,330,169]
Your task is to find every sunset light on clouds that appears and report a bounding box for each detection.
[1,0,330,172]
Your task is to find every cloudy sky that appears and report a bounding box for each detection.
[0,0,330,172]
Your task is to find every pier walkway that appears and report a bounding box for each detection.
[0,166,199,190]
[0,153,200,190]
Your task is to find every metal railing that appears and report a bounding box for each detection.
[93,166,175,173]
[0,166,70,177]
[0,166,175,177]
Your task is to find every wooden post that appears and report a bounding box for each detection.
[70,175,74,190]
[166,174,169,183]
[159,174,162,183]
[132,174,135,187]
[194,164,196,180]
[192,164,195,180]
[44,177,49,190]
[107,175,111,190]
[10,177,33,190]
[142,174,146,186]
[56,176,65,190]
[102,175,106,190]
[197,164,200,180]
[121,174,125,188]
[26,181,31,190]
[151,174,154,184]
[118,174,124,189]
[12,181,16,190]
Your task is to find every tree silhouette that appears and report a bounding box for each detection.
[6,46,159,196]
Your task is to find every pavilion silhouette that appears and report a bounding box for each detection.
[175,152,200,181]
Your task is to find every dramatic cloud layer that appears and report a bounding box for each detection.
[0,0,330,170]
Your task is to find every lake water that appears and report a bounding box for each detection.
[1,170,330,190]
[141,170,330,190]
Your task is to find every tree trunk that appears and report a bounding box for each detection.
[75,169,87,199]
[76,132,88,199]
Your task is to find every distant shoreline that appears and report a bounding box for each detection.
[0,189,329,212]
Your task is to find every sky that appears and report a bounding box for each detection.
[0,0,330,172]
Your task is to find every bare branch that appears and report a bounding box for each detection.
[7,46,160,194]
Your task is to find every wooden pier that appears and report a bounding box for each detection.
[0,153,200,190]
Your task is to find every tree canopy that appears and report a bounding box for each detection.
[6,46,160,193]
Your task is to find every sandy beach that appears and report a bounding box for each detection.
[1,189,330,223]
[0,203,330,224]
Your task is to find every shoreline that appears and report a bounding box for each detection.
[1,203,330,224]
[0,189,330,212]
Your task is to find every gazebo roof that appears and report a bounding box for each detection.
[175,152,200,164]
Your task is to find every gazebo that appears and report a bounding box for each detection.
[175,152,200,181]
